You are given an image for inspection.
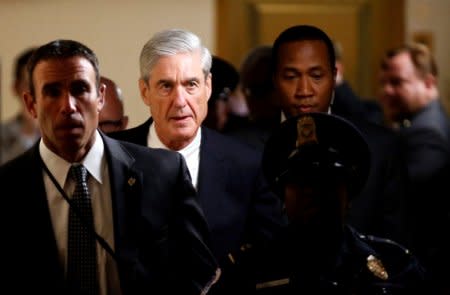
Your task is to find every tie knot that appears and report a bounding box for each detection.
[70,164,89,184]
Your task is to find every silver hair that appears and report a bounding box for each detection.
[139,28,212,82]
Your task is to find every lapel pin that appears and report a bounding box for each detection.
[128,177,136,186]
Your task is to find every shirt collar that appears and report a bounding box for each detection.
[39,130,105,186]
[148,122,202,154]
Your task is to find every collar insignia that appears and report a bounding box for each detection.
[366,254,389,280]
[128,177,136,186]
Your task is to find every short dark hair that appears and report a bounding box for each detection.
[272,25,336,74]
[27,39,101,97]
[240,45,274,98]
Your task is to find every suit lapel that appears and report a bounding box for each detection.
[101,135,142,286]
[197,128,228,224]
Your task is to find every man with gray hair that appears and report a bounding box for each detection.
[109,28,286,293]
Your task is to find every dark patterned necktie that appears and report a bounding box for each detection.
[67,164,99,295]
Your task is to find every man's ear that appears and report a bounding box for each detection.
[205,72,212,102]
[332,66,338,88]
[97,82,106,112]
[122,115,129,129]
[424,73,437,88]
[23,91,37,118]
[335,61,344,85]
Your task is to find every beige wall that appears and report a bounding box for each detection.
[0,0,215,128]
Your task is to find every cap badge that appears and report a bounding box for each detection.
[366,254,389,280]
[296,115,318,147]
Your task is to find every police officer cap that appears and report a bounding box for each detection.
[262,112,370,198]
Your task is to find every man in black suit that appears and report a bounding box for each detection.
[378,43,450,293]
[271,25,410,247]
[0,39,219,294]
[108,29,286,293]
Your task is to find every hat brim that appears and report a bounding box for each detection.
[262,112,370,199]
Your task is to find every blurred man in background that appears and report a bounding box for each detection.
[0,47,40,164]
[98,76,128,133]
[378,43,450,293]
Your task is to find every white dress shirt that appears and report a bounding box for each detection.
[147,122,201,189]
[40,130,121,295]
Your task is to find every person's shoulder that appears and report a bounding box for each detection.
[356,230,413,257]
[107,119,151,144]
[103,134,181,163]
[345,115,403,148]
[410,100,450,139]
[0,153,24,172]
[0,145,37,178]
[350,227,427,281]
[203,126,262,156]
[348,225,412,258]
[202,126,257,153]
[0,116,21,140]
[345,226,429,292]
[108,124,140,138]
[345,115,392,136]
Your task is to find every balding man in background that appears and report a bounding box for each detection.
[99,76,129,133]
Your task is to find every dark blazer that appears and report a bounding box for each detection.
[0,133,219,294]
[343,116,411,247]
[397,99,450,286]
[108,119,286,287]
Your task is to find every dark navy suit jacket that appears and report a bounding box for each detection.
[0,133,219,294]
[396,99,450,285]
[344,117,411,246]
[108,119,286,279]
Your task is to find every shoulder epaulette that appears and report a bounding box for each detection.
[357,233,411,255]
